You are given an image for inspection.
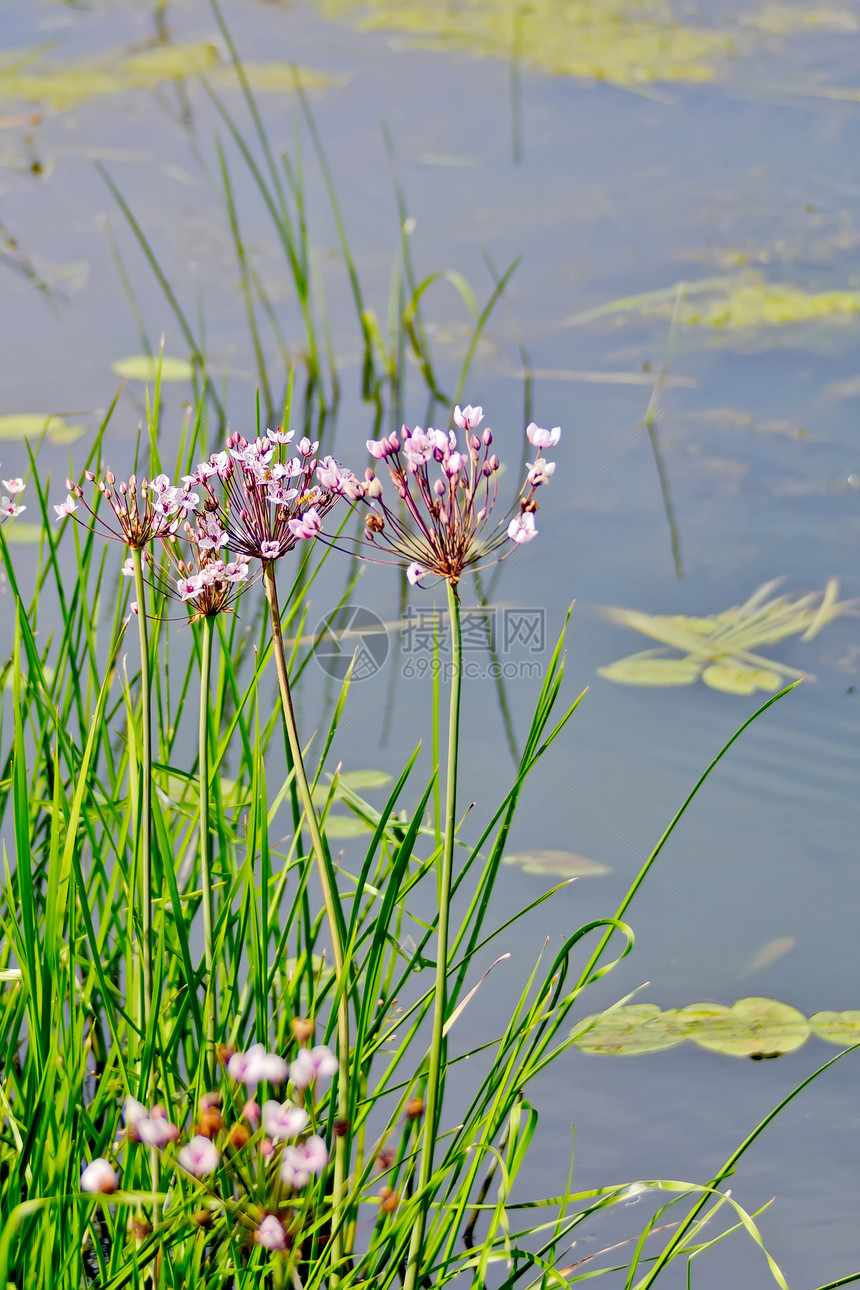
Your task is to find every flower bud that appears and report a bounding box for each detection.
[405,1097,424,1120]
[291,1018,314,1045]
[227,1123,250,1151]
[379,1186,400,1214]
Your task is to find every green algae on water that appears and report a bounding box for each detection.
[641,274,860,329]
[0,42,333,113]
[317,0,732,85]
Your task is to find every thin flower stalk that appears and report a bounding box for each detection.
[198,615,216,1080]
[263,562,351,1275]
[403,580,463,1290]
[131,548,154,1058]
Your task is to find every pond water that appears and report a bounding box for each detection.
[2,0,860,1283]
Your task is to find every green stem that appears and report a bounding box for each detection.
[404,580,462,1290]
[199,616,216,1080]
[262,562,350,1276]
[131,550,152,1059]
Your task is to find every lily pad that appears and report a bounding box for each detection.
[597,654,701,686]
[808,1011,860,1045]
[678,997,810,1058]
[575,1005,685,1055]
[0,414,86,443]
[111,356,194,383]
[502,849,610,878]
[312,769,393,806]
[700,662,783,695]
[599,579,854,691]
[284,954,335,990]
[318,0,732,85]
[2,522,43,544]
[322,813,374,837]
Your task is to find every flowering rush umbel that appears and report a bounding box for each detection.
[181,429,356,565]
[54,471,200,547]
[327,405,560,586]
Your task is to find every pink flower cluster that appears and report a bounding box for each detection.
[182,429,358,564]
[331,404,560,585]
[56,401,558,601]
[54,472,200,548]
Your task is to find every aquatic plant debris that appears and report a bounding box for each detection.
[502,849,610,878]
[0,42,333,113]
[317,0,732,85]
[111,356,194,383]
[575,998,858,1057]
[598,578,855,694]
[741,4,859,33]
[645,275,860,328]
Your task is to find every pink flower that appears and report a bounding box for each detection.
[507,513,538,544]
[290,1045,338,1090]
[261,1099,309,1141]
[280,1135,329,1189]
[526,460,556,487]
[526,423,561,450]
[266,427,294,445]
[0,497,25,519]
[80,1158,117,1194]
[260,539,283,560]
[287,508,321,541]
[256,1214,288,1251]
[406,563,426,586]
[177,575,205,602]
[177,1136,220,1176]
[123,1097,178,1148]
[227,1044,289,1087]
[453,404,483,431]
[54,495,77,520]
[2,477,25,494]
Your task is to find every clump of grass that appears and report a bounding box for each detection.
[0,368,819,1290]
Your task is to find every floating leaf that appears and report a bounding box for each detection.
[318,0,731,85]
[597,654,701,686]
[312,769,393,808]
[502,849,610,878]
[111,356,194,383]
[284,955,335,990]
[700,662,783,695]
[599,580,855,691]
[678,997,810,1058]
[808,1011,860,1045]
[2,522,43,545]
[0,414,86,443]
[575,1005,685,1055]
[322,813,374,838]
